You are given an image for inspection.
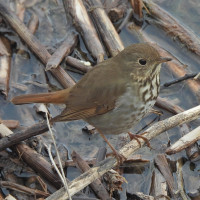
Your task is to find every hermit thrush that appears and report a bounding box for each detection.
[12,43,171,160]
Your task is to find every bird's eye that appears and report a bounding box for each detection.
[139,59,147,65]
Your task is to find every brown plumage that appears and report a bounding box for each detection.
[12,43,171,135]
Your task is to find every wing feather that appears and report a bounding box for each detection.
[52,61,127,121]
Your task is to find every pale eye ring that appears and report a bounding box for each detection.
[138,59,147,65]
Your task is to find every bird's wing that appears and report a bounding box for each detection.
[53,62,127,121]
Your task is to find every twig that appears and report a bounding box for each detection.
[143,0,200,58]
[84,0,124,56]
[0,120,19,129]
[27,12,39,34]
[117,8,133,32]
[63,0,105,62]
[150,169,169,199]
[154,154,176,197]
[132,0,143,19]
[0,124,62,188]
[0,36,11,96]
[0,2,75,88]
[0,181,49,198]
[72,151,111,199]
[162,73,197,87]
[0,121,49,151]
[46,104,200,200]
[166,125,200,155]
[46,113,71,200]
[194,72,200,80]
[96,147,107,163]
[46,33,78,71]
[156,97,199,160]
[45,144,66,186]
[15,1,25,21]
[5,194,17,200]
[176,159,189,200]
[156,97,184,115]
[65,56,92,73]
[16,143,63,189]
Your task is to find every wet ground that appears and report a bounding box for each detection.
[0,0,200,199]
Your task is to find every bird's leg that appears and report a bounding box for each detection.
[98,130,126,165]
[128,132,152,149]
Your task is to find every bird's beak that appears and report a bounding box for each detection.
[158,57,172,63]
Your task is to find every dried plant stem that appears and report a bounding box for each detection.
[166,125,200,155]
[0,181,49,198]
[143,0,200,58]
[45,145,66,187]
[0,122,49,151]
[71,151,111,199]
[176,159,189,200]
[46,104,200,200]
[117,8,133,32]
[0,124,62,188]
[63,0,105,62]
[0,2,75,88]
[85,0,124,56]
[46,33,78,71]
[46,114,72,200]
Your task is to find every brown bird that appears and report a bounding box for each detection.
[12,43,171,161]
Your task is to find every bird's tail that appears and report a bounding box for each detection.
[11,88,71,105]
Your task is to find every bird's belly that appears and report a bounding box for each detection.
[86,85,158,135]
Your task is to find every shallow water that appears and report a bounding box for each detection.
[0,0,200,199]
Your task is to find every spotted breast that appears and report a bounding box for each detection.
[86,64,161,135]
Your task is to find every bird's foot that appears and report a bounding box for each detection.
[128,132,152,149]
[107,148,127,166]
[107,150,127,166]
[98,130,126,165]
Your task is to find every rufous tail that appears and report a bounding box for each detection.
[11,88,71,105]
